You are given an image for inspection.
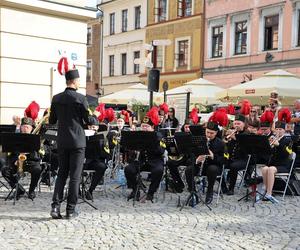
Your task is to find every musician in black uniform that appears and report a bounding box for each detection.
[49,69,92,219]
[84,116,109,200]
[185,121,225,204]
[261,121,292,203]
[166,119,193,193]
[125,114,165,202]
[225,114,251,195]
[1,117,42,199]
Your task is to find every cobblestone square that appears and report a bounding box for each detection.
[0,185,299,250]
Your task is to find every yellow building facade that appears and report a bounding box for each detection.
[142,0,204,90]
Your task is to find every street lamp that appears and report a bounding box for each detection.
[96,5,104,101]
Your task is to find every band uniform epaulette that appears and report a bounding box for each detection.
[112,138,117,146]
[160,140,166,149]
[224,152,229,159]
[104,145,110,154]
[39,148,45,156]
[285,146,293,155]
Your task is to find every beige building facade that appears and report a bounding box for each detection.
[143,0,204,90]
[0,0,95,123]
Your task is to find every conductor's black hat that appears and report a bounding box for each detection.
[65,69,80,81]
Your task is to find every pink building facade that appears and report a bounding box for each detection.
[203,0,300,88]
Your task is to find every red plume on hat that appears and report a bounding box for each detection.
[278,108,291,123]
[239,99,252,116]
[147,107,160,126]
[95,103,106,122]
[227,104,235,115]
[209,108,229,127]
[189,108,199,125]
[57,57,69,75]
[24,101,40,121]
[106,108,115,123]
[121,110,130,123]
[260,110,274,124]
[159,103,169,114]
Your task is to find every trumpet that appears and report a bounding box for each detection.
[269,134,284,147]
[223,129,237,142]
[17,153,27,176]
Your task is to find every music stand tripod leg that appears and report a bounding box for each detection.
[78,173,98,210]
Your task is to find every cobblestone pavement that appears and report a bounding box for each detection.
[0,184,299,250]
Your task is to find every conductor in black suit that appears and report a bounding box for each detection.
[49,69,91,219]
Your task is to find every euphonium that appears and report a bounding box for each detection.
[17,153,27,175]
[32,113,50,135]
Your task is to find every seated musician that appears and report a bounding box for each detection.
[166,119,193,193]
[261,121,293,203]
[1,117,42,199]
[125,108,165,202]
[185,119,225,205]
[84,116,109,200]
[225,114,252,195]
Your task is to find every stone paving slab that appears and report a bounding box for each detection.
[0,186,299,250]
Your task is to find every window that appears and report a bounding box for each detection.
[156,46,164,69]
[122,9,128,32]
[212,26,223,58]
[298,10,300,46]
[133,51,140,74]
[155,0,167,22]
[135,6,141,29]
[110,13,115,35]
[234,21,247,55]
[109,55,114,76]
[264,15,279,50]
[121,53,127,75]
[177,0,192,17]
[86,60,92,82]
[178,40,189,67]
[87,27,92,46]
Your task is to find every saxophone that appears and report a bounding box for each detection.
[17,153,27,176]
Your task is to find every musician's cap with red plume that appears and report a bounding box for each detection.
[235,114,246,123]
[227,104,235,115]
[95,103,106,122]
[278,108,291,123]
[208,108,229,131]
[120,110,130,123]
[144,107,160,126]
[105,108,115,123]
[24,101,40,121]
[159,103,169,114]
[239,99,252,116]
[260,110,274,127]
[189,108,199,125]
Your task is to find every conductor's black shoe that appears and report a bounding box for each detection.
[227,189,234,196]
[65,210,79,220]
[50,207,62,219]
[146,193,154,202]
[127,190,140,201]
[85,190,93,201]
[205,192,213,205]
[28,191,36,200]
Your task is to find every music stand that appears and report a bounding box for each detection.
[121,130,159,206]
[1,133,40,205]
[236,134,272,206]
[175,132,211,210]
[0,126,16,190]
